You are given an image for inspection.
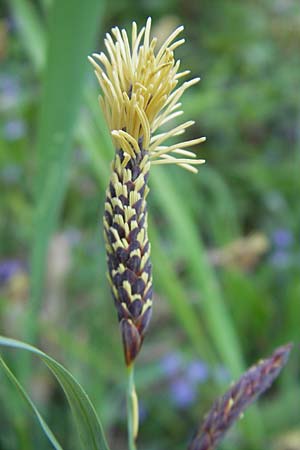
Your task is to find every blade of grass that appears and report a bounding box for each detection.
[0,336,110,450]
[27,0,105,344]
[0,355,64,450]
[7,0,45,70]
[196,167,240,245]
[151,167,244,374]
[150,223,217,364]
[0,358,33,449]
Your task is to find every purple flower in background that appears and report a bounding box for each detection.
[272,228,293,249]
[186,360,209,385]
[170,378,196,408]
[3,120,26,141]
[0,76,17,94]
[0,76,20,109]
[0,259,23,284]
[138,401,148,423]
[160,352,182,377]
[270,228,294,268]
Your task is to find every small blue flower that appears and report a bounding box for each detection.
[170,378,196,408]
[0,76,20,109]
[160,352,182,377]
[0,260,23,284]
[3,120,26,141]
[138,401,148,423]
[272,229,293,249]
[186,360,209,385]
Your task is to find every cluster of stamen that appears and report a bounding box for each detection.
[89,17,206,173]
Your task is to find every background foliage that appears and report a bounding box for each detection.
[0,0,300,449]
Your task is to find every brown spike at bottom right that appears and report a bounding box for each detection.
[189,343,292,450]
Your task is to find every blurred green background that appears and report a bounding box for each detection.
[1,0,300,449]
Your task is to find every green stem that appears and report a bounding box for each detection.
[127,365,138,450]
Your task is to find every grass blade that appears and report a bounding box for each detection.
[0,356,64,450]
[28,0,104,344]
[7,0,45,70]
[0,336,110,450]
[151,167,245,375]
[150,223,216,364]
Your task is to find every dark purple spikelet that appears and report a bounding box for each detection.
[188,344,292,450]
[104,149,152,366]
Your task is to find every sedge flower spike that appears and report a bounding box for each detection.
[189,344,292,450]
[89,18,206,366]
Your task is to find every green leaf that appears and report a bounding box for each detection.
[0,337,110,450]
[28,0,105,344]
[0,355,64,450]
[150,223,217,364]
[7,0,46,70]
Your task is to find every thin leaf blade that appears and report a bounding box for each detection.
[0,356,64,450]
[28,0,105,344]
[0,337,110,450]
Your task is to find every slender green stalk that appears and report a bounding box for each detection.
[127,365,138,450]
